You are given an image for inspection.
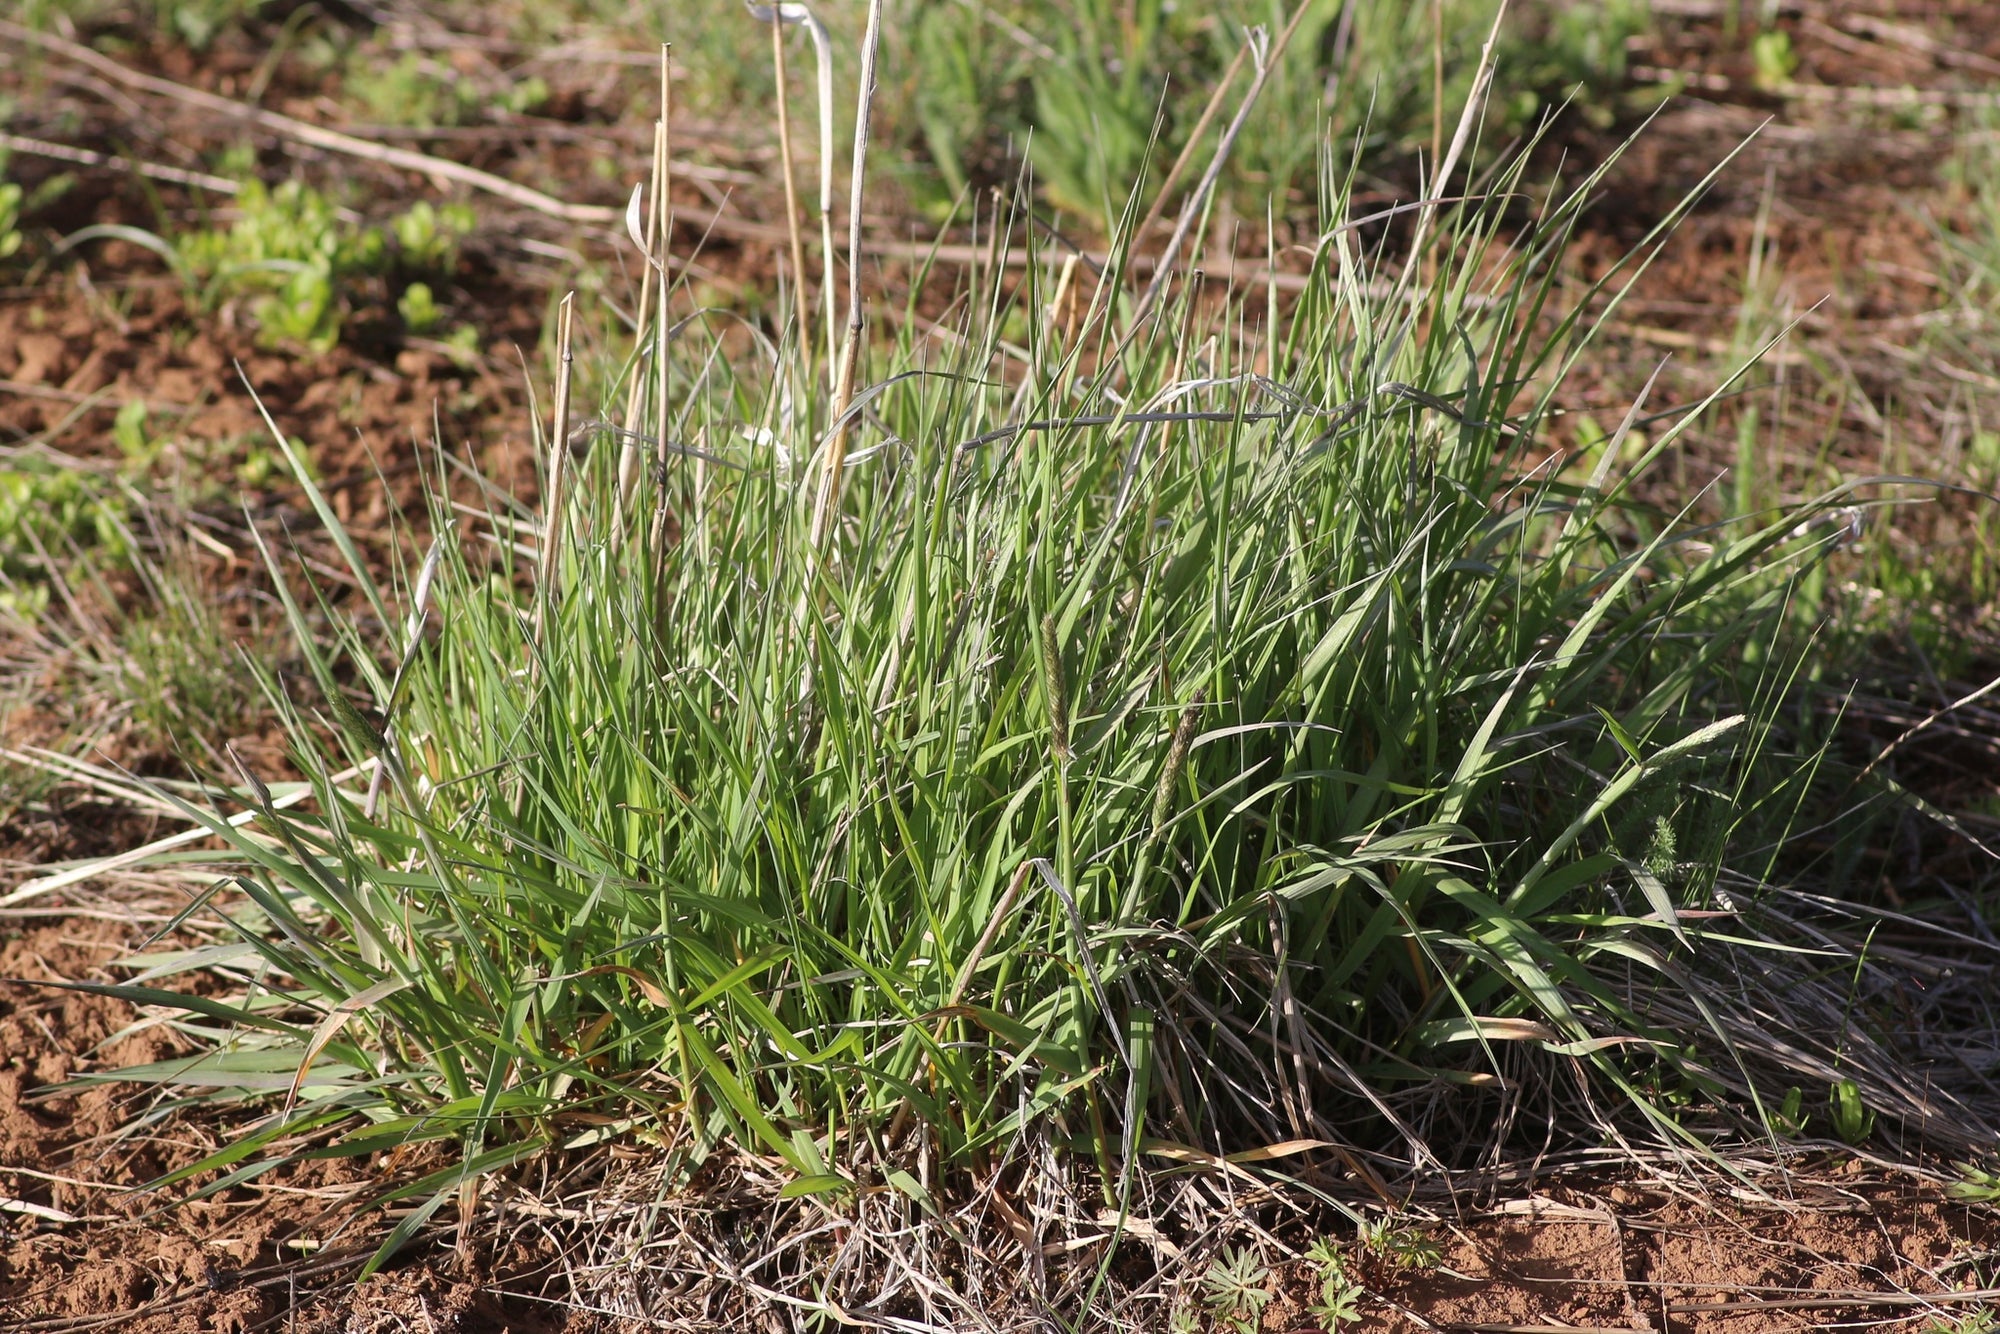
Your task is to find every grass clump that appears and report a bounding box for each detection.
[101,121,1851,1281]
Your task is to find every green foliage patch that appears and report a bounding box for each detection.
[57,178,474,351]
[84,118,1868,1279]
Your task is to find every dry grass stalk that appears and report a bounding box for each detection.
[1402,0,1510,279]
[0,19,617,225]
[770,14,813,363]
[613,118,666,533]
[0,130,240,194]
[808,0,886,551]
[1431,0,1446,183]
[1127,0,1311,336]
[648,47,676,571]
[1128,42,1251,251]
[537,292,576,616]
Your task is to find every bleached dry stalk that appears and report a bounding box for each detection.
[808,0,885,552]
[747,4,838,379]
[1129,41,1251,250]
[538,291,576,618]
[614,115,667,533]
[1402,0,1510,279]
[771,14,813,362]
[1119,0,1310,344]
[649,48,677,570]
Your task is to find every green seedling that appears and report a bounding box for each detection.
[0,146,76,262]
[1202,1247,1272,1334]
[1829,1079,1876,1146]
[1751,30,1797,91]
[346,50,546,129]
[233,438,308,489]
[439,325,480,367]
[1770,1085,1808,1138]
[67,177,471,350]
[391,201,474,273]
[1360,1220,1441,1271]
[172,178,383,349]
[398,282,442,334]
[1305,1237,1365,1329]
[0,180,22,260]
[0,465,131,618]
[1948,1162,2000,1204]
[347,51,480,129]
[1924,1311,1998,1334]
[111,400,152,462]
[154,0,269,50]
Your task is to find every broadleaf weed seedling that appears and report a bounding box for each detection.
[1359,1219,1442,1272]
[1305,1236,1366,1329]
[1200,1247,1273,1334]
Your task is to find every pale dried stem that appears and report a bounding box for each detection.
[0,131,239,193]
[648,48,676,569]
[771,18,813,364]
[538,293,577,621]
[1403,0,1510,279]
[1129,42,1249,251]
[1127,0,1310,339]
[1431,0,1445,184]
[614,118,666,531]
[808,0,885,552]
[0,18,615,224]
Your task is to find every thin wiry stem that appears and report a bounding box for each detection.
[771,14,813,366]
[648,48,676,576]
[537,291,575,620]
[810,0,885,551]
[614,114,667,533]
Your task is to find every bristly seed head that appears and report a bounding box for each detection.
[1040,612,1070,765]
[1151,690,1203,835]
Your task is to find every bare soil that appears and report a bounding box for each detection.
[5,0,2000,1329]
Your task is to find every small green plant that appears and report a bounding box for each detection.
[1,147,76,262]
[1828,1078,1877,1146]
[71,178,468,350]
[0,465,130,612]
[1202,1247,1273,1334]
[390,201,474,273]
[232,436,311,489]
[346,50,546,129]
[1924,1309,1998,1334]
[439,324,480,367]
[0,180,23,261]
[112,399,157,465]
[155,0,270,50]
[1968,430,2000,488]
[1751,29,1797,91]
[1948,1162,2000,1203]
[348,51,478,129]
[1360,1219,1441,1271]
[1305,1237,1365,1329]
[1770,1085,1809,1138]
[397,281,442,334]
[174,178,385,350]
